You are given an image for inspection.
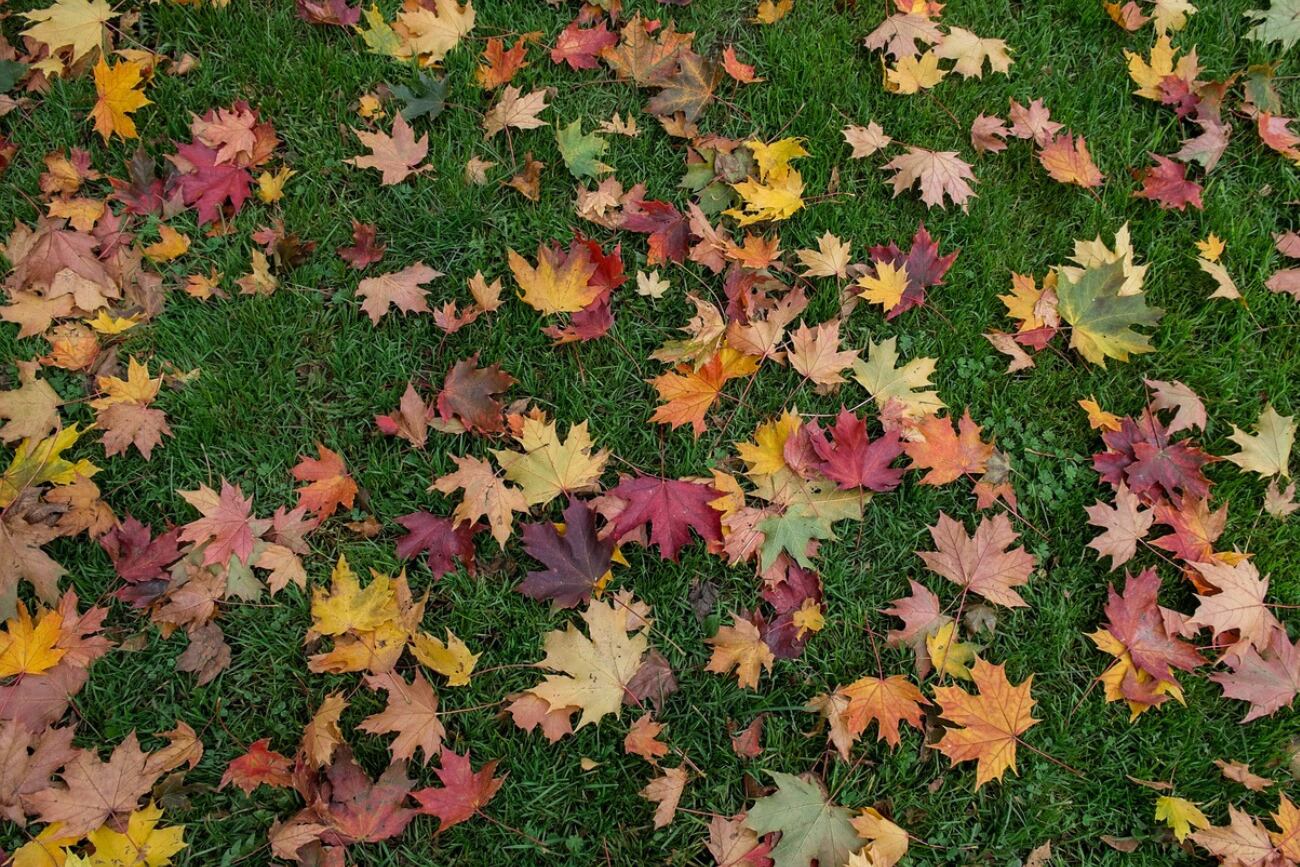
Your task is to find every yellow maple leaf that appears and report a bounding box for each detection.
[752,0,792,24]
[392,0,476,65]
[736,409,802,478]
[508,245,601,315]
[91,57,151,141]
[411,629,480,686]
[0,602,66,677]
[1079,397,1122,432]
[490,417,609,507]
[85,311,142,334]
[1196,233,1225,262]
[257,166,295,203]
[1124,34,1198,100]
[310,556,399,637]
[747,137,808,182]
[725,169,805,225]
[91,357,162,409]
[1225,405,1295,478]
[926,620,979,680]
[0,425,98,507]
[933,658,1039,788]
[886,51,945,94]
[1155,796,1209,842]
[21,0,118,76]
[142,225,191,263]
[86,801,186,866]
[857,261,910,311]
[527,596,650,728]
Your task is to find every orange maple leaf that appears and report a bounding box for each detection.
[933,658,1039,789]
[292,444,358,518]
[649,348,758,436]
[838,674,928,747]
[903,409,994,485]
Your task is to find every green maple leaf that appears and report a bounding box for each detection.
[555,120,612,179]
[1057,259,1162,367]
[390,71,447,122]
[0,61,27,94]
[757,505,835,571]
[745,772,864,867]
[1246,0,1300,51]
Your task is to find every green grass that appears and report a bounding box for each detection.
[3,0,1300,864]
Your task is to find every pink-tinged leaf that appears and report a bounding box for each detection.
[1133,154,1203,211]
[605,475,723,561]
[411,747,505,833]
[805,410,905,491]
[394,512,480,579]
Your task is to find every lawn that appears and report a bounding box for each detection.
[2,0,1300,864]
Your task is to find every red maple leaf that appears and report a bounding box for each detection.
[337,220,386,269]
[296,0,360,27]
[805,409,905,491]
[99,516,180,607]
[621,194,690,265]
[1092,413,1213,502]
[759,563,822,659]
[178,480,267,566]
[1133,154,1203,211]
[867,223,959,318]
[315,751,416,846]
[435,355,515,434]
[606,474,723,561]
[394,512,480,579]
[411,747,505,833]
[1102,568,1204,683]
[220,738,293,794]
[550,20,618,70]
[171,141,253,224]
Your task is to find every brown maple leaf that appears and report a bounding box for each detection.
[355,263,442,324]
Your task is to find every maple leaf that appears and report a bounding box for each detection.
[970,113,1009,154]
[0,602,66,677]
[491,417,608,506]
[1057,259,1161,367]
[883,580,951,678]
[1246,0,1300,50]
[788,320,859,389]
[476,36,527,89]
[338,220,386,269]
[852,337,944,419]
[1189,560,1281,656]
[650,348,759,436]
[1093,413,1214,501]
[1038,132,1104,188]
[28,732,162,837]
[1215,758,1274,791]
[435,354,513,435]
[864,13,942,60]
[20,0,118,74]
[85,801,186,865]
[519,499,616,608]
[1211,628,1300,722]
[745,771,864,867]
[390,0,475,63]
[0,362,63,443]
[706,612,775,689]
[395,512,479,579]
[1133,154,1203,210]
[483,85,549,137]
[624,713,669,763]
[725,169,806,225]
[347,114,430,185]
[886,51,945,94]
[903,409,993,485]
[508,242,602,315]
[797,232,852,278]
[355,262,441,324]
[838,674,928,747]
[297,0,362,26]
[91,58,150,142]
[843,121,893,158]
[291,444,358,519]
[220,738,293,794]
[606,474,723,560]
[359,670,446,764]
[882,147,976,211]
[1155,796,1210,842]
[919,512,1036,608]
[411,629,479,687]
[1225,404,1295,477]
[865,223,959,318]
[641,765,688,829]
[527,596,649,728]
[551,20,618,70]
[933,658,1039,789]
[806,410,905,491]
[1086,483,1154,570]
[432,455,527,546]
[648,50,720,120]
[722,45,764,84]
[178,480,266,567]
[1145,378,1206,435]
[1103,568,1204,683]
[1265,478,1299,519]
[934,27,1013,78]
[171,142,252,225]
[1190,807,1278,867]
[623,196,691,264]
[375,383,431,447]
